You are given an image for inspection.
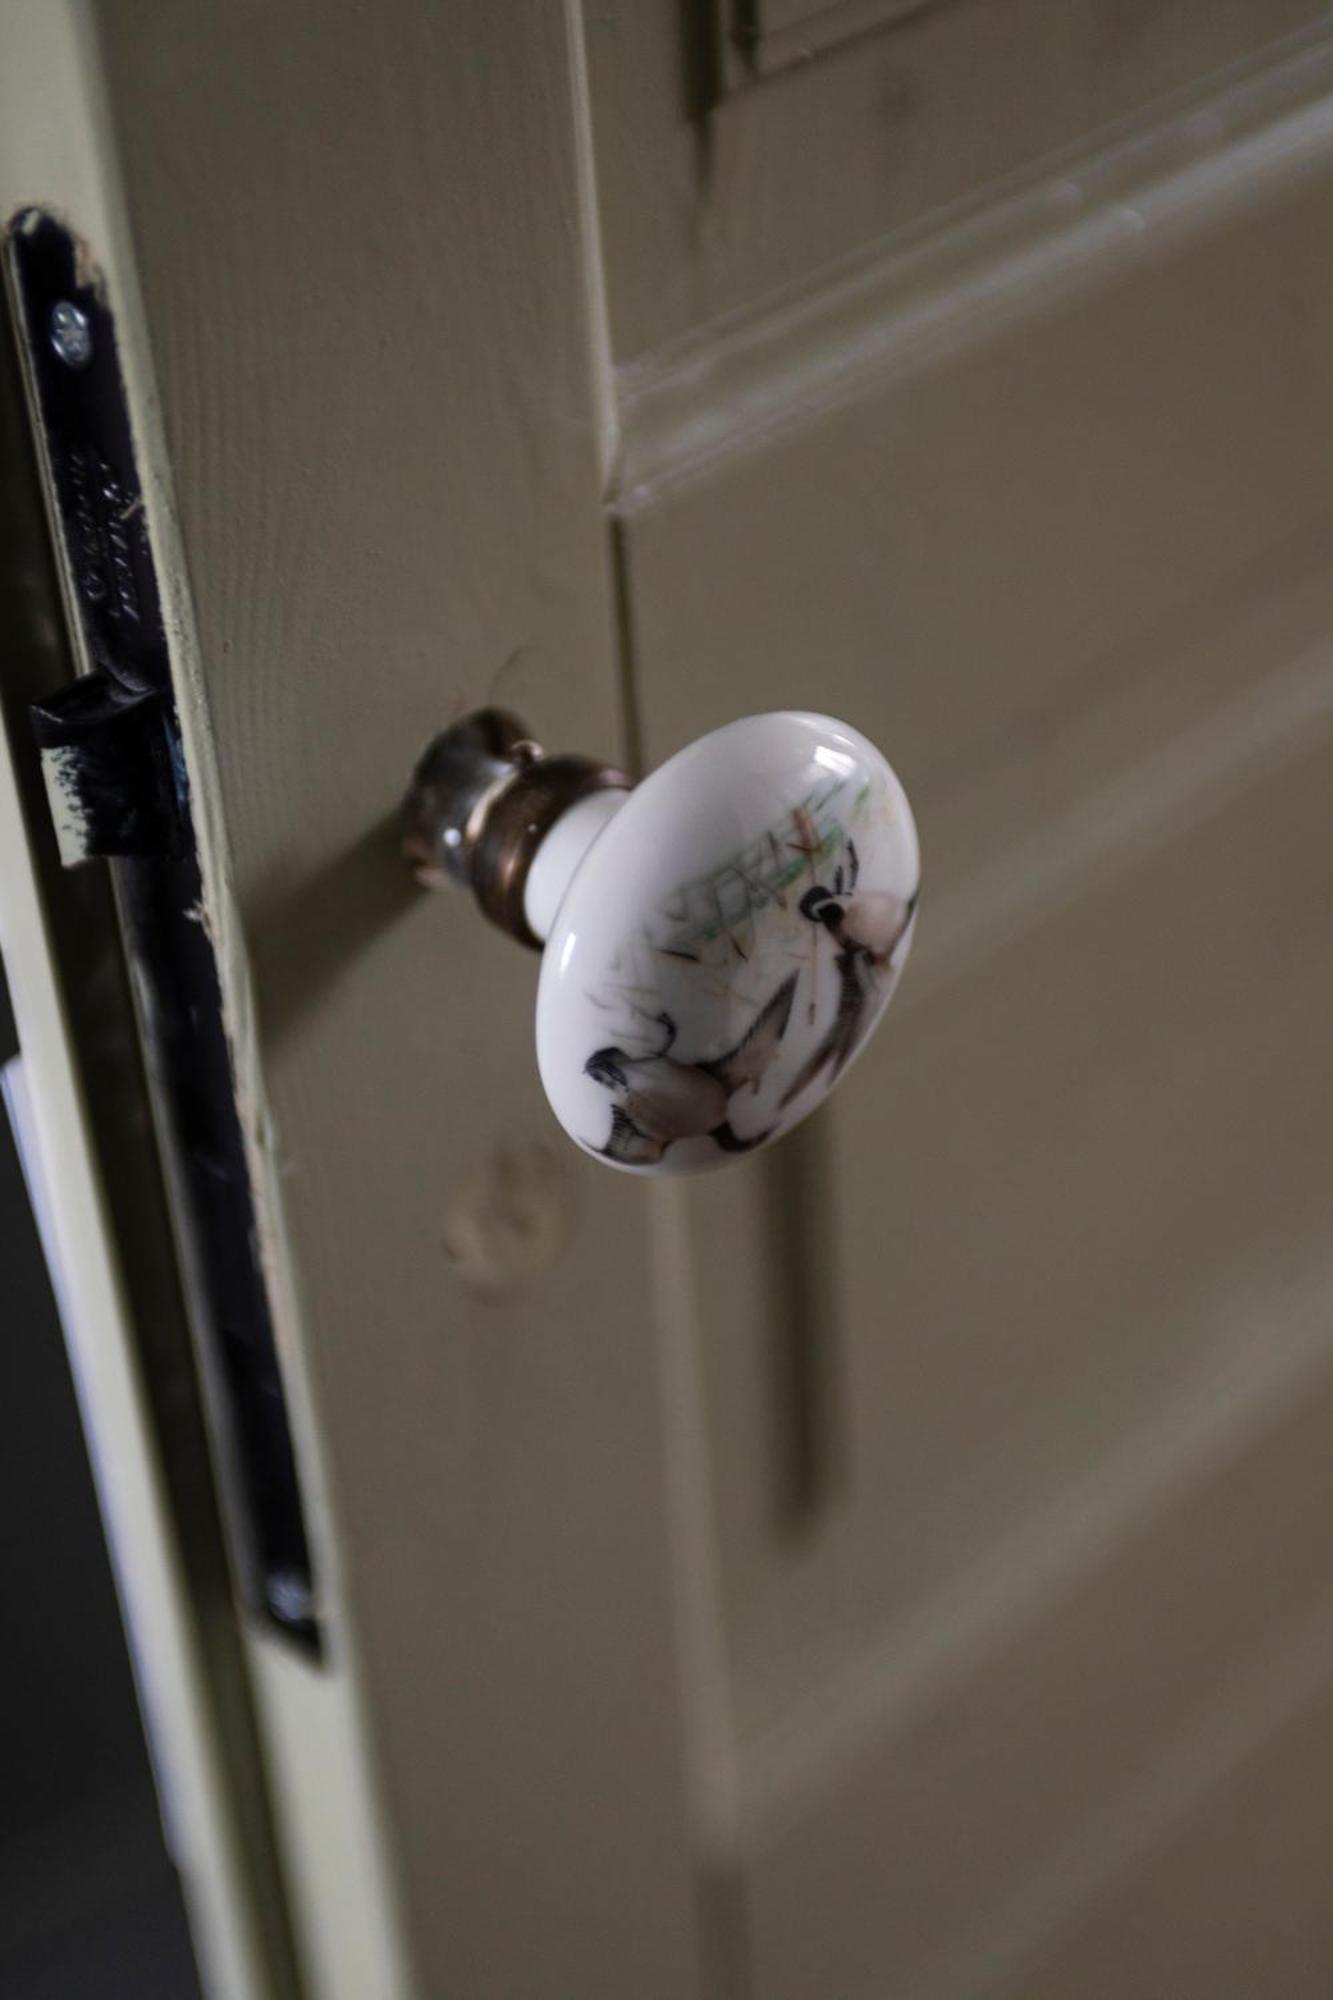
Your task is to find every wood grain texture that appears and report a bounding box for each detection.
[89,5,700,1995]
[587,0,1328,357]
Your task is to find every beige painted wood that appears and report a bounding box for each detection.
[12,4,1333,1996]
[79,4,702,1998]
[0,7,412,1992]
[986,1657,1333,2000]
[587,0,1327,357]
[593,22,1333,2000]
[0,577,274,2000]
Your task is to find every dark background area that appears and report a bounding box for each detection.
[0,963,199,1999]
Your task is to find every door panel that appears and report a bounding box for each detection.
[588,0,1327,355]
[987,1661,1333,2000]
[603,29,1333,1998]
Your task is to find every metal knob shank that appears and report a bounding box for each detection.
[402,708,630,949]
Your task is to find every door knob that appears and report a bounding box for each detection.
[403,709,919,1174]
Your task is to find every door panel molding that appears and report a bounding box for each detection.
[725,0,939,90]
[742,1322,1333,2000]
[613,26,1333,506]
[587,0,1327,357]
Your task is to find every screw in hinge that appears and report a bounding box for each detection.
[49,300,92,368]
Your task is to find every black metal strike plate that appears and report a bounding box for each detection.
[11,213,184,862]
[6,210,320,1654]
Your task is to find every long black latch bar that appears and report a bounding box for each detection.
[6,210,320,1653]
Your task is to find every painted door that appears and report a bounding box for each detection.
[6,5,1333,1996]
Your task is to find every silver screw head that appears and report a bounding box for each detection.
[265,1566,315,1625]
[50,299,92,368]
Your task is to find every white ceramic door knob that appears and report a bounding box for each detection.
[404,709,919,1174]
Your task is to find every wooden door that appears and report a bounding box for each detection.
[5,5,1333,1996]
